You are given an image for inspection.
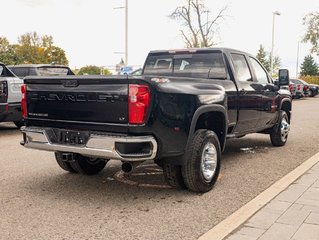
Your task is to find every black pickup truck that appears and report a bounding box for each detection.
[21,48,292,193]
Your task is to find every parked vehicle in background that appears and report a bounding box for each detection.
[20,48,292,193]
[119,66,134,75]
[288,81,298,99]
[8,64,74,78]
[297,79,310,96]
[298,79,318,97]
[290,78,318,98]
[130,68,142,76]
[308,83,319,97]
[290,79,305,99]
[0,62,23,128]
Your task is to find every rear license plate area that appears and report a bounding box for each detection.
[57,130,89,146]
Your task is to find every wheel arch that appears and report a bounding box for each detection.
[187,105,228,152]
[280,99,292,122]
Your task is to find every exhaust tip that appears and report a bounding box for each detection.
[122,162,133,173]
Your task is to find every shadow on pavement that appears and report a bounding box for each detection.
[0,123,20,136]
[20,135,275,204]
[25,162,198,206]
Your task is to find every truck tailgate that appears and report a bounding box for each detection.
[25,76,129,124]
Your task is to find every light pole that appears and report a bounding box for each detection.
[125,0,128,66]
[296,41,300,77]
[270,11,280,76]
[114,0,128,66]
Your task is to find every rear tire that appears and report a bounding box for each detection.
[182,129,221,193]
[309,89,314,97]
[270,111,290,146]
[163,162,186,189]
[55,152,78,173]
[70,155,108,175]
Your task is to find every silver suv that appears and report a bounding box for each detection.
[0,63,24,128]
[8,64,74,78]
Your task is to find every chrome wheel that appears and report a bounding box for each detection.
[280,118,290,142]
[201,142,218,182]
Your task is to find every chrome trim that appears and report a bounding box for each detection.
[280,118,290,142]
[200,142,218,183]
[21,127,158,162]
[26,117,130,126]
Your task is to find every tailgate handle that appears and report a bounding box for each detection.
[62,80,79,87]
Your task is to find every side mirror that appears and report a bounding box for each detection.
[278,69,289,86]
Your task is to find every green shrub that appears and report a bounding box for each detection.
[299,75,319,85]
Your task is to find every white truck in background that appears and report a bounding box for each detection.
[0,62,23,128]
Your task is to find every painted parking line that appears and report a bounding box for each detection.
[199,151,319,240]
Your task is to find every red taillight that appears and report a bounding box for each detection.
[21,84,27,118]
[289,84,293,91]
[128,84,150,124]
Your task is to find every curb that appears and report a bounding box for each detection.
[198,152,319,240]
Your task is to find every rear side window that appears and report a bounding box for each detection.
[290,79,301,84]
[231,54,252,82]
[144,52,227,79]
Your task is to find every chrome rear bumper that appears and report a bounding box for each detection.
[21,127,158,162]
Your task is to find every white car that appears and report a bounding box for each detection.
[290,79,304,99]
[0,63,24,128]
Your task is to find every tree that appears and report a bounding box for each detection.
[256,45,270,71]
[0,37,21,65]
[17,32,69,65]
[303,12,319,55]
[170,0,227,48]
[0,32,69,65]
[78,65,101,75]
[269,56,281,74]
[300,55,318,76]
[256,45,281,73]
[44,46,68,66]
[103,68,112,75]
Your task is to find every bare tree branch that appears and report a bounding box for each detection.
[181,30,193,48]
[169,0,228,48]
[192,0,207,47]
[206,6,228,35]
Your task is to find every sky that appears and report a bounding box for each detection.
[1,0,319,76]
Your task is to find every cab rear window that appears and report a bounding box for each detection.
[38,67,70,76]
[143,52,227,79]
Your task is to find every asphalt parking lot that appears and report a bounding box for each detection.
[1,97,319,240]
